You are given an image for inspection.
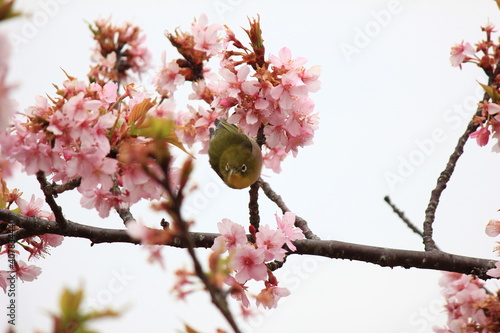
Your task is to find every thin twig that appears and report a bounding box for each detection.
[422,92,489,251]
[36,171,67,228]
[383,195,438,246]
[152,158,242,333]
[259,178,320,240]
[47,177,81,195]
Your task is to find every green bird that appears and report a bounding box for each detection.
[208,120,263,189]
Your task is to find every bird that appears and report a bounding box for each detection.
[208,119,263,189]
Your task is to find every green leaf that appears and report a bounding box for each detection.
[135,117,194,158]
[52,287,122,333]
[59,287,83,319]
[478,81,500,102]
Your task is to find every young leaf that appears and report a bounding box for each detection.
[478,82,500,102]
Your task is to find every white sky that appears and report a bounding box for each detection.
[2,0,500,332]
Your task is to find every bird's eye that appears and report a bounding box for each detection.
[241,164,247,173]
[225,163,230,172]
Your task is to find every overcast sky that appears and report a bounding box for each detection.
[3,1,500,332]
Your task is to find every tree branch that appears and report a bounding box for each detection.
[422,92,489,251]
[259,178,320,240]
[292,239,496,280]
[116,207,136,225]
[383,195,438,247]
[248,182,260,233]
[47,177,82,195]
[36,171,67,228]
[1,209,495,280]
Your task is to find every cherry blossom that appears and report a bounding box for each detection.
[255,285,291,309]
[229,244,267,283]
[486,219,500,237]
[212,219,248,251]
[276,212,304,251]
[435,272,494,332]
[15,195,44,217]
[15,260,42,282]
[269,47,307,71]
[470,127,490,147]
[0,271,10,293]
[487,261,500,278]
[450,41,475,68]
[191,14,223,56]
[153,55,185,98]
[225,275,250,308]
[255,225,287,262]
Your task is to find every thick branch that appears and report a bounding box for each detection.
[293,240,496,280]
[1,209,496,280]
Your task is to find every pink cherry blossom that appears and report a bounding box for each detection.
[486,219,500,237]
[212,219,247,251]
[191,14,223,56]
[485,101,500,115]
[229,244,267,283]
[270,71,309,111]
[175,105,213,152]
[255,225,287,262]
[16,195,44,217]
[80,187,125,218]
[153,56,185,98]
[15,260,42,282]
[487,261,500,278]
[469,127,490,147]
[263,147,288,173]
[0,271,10,293]
[270,47,307,70]
[276,212,305,251]
[299,65,322,93]
[119,163,163,204]
[437,272,491,332]
[255,285,291,309]
[39,234,64,248]
[145,245,165,270]
[89,81,118,104]
[225,275,250,308]
[450,41,475,67]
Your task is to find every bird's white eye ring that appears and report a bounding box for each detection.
[241,164,247,173]
[225,163,230,172]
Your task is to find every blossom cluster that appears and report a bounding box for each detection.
[0,75,169,218]
[0,194,64,292]
[88,19,152,85]
[0,16,318,313]
[451,23,500,150]
[164,212,304,310]
[155,15,321,171]
[0,15,320,220]
[434,272,500,333]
